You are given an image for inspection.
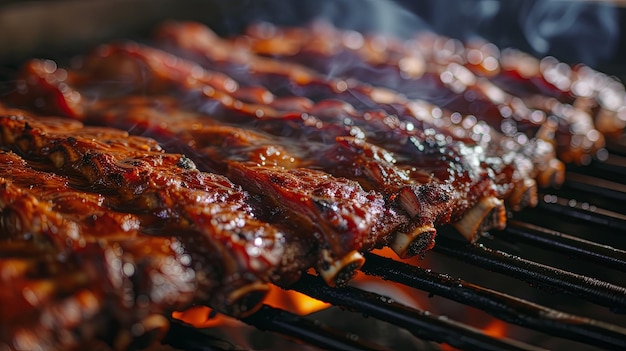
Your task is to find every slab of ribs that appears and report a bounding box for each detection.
[1,20,623,350]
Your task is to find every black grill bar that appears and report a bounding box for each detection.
[361,253,626,350]
[433,236,626,312]
[535,193,626,230]
[567,157,626,183]
[605,140,626,158]
[290,274,548,351]
[584,155,626,177]
[493,220,626,271]
[564,172,626,202]
[163,320,245,351]
[242,305,387,351]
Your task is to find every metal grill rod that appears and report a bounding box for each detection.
[242,305,387,351]
[604,141,626,158]
[587,154,626,177]
[361,253,626,350]
[535,192,626,230]
[433,236,626,312]
[290,274,548,351]
[164,306,388,351]
[563,172,626,202]
[163,320,244,351]
[494,220,626,271]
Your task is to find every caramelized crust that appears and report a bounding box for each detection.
[152,22,555,197]
[0,115,292,349]
[229,21,607,165]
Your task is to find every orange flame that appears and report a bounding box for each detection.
[171,306,234,328]
[481,319,508,338]
[264,284,330,315]
[440,344,462,351]
[371,246,438,266]
[439,318,509,351]
[373,247,512,349]
[172,284,330,328]
[372,246,397,259]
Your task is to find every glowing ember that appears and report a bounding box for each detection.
[264,284,330,315]
[172,284,329,328]
[171,306,236,328]
[481,319,508,339]
[440,344,461,351]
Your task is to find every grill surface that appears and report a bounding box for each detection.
[161,155,626,351]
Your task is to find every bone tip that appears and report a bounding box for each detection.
[454,196,506,242]
[595,108,625,137]
[318,250,365,287]
[390,225,437,259]
[537,159,565,188]
[221,282,270,317]
[507,178,538,211]
[128,314,170,350]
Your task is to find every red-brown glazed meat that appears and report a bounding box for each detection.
[153,21,561,188]
[232,21,608,165]
[8,42,514,245]
[0,114,293,349]
[5,20,622,350]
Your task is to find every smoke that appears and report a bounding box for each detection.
[213,0,431,37]
[408,0,620,67]
[519,0,618,66]
[213,0,621,67]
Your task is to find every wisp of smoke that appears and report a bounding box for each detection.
[215,0,620,67]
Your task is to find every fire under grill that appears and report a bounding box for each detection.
[161,155,626,351]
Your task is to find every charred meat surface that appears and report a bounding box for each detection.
[234,21,610,165]
[152,21,557,191]
[9,41,514,241]
[0,114,291,349]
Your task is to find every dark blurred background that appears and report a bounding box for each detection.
[209,0,624,68]
[211,0,626,73]
[0,0,625,73]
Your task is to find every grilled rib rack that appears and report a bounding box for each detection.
[163,150,626,351]
[2,2,626,349]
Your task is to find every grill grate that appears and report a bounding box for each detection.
[563,173,626,203]
[360,253,626,350]
[163,151,626,351]
[242,305,387,351]
[496,220,626,271]
[288,274,548,351]
[534,193,626,231]
[432,235,626,311]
